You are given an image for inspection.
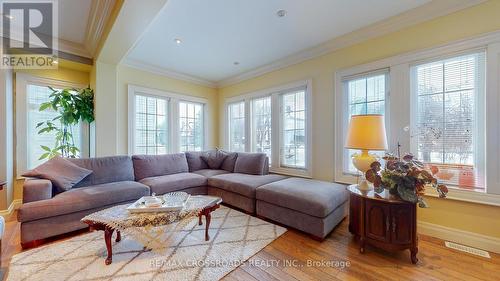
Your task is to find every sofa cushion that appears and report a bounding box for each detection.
[132,153,188,181]
[22,156,92,192]
[18,181,149,222]
[256,178,348,218]
[208,173,287,198]
[233,153,267,175]
[201,149,228,169]
[185,151,209,172]
[192,169,230,178]
[220,152,237,172]
[139,173,207,195]
[69,156,135,188]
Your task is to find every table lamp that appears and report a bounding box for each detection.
[345,114,388,190]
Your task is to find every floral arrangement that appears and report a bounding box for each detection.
[365,153,448,208]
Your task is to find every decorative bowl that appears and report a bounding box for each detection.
[163,192,190,206]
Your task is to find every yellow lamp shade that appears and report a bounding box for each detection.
[345,114,388,150]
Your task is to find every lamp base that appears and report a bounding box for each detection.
[352,149,377,191]
[357,178,372,191]
[352,149,378,173]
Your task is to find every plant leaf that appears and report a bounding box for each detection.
[40,145,51,151]
[38,152,50,160]
[39,102,52,111]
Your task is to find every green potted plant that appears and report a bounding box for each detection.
[365,153,448,208]
[36,86,94,159]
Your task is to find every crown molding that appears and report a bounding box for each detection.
[85,0,116,56]
[217,0,487,87]
[58,38,92,58]
[121,58,217,88]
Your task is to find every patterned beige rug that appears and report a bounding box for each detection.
[7,206,286,281]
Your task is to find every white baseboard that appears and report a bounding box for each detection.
[418,221,500,254]
[0,199,22,218]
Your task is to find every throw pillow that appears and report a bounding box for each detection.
[233,152,267,175]
[201,149,228,169]
[185,151,209,172]
[220,151,238,172]
[22,156,92,192]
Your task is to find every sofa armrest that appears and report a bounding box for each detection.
[23,178,53,203]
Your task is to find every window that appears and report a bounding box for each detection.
[343,71,388,174]
[281,90,306,169]
[251,96,272,159]
[411,52,485,190]
[133,95,168,155]
[228,101,245,152]
[335,34,500,204]
[128,85,208,155]
[179,101,204,152]
[16,74,87,175]
[27,84,83,169]
[225,80,311,176]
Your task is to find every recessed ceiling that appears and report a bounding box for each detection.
[126,0,431,83]
[57,0,92,44]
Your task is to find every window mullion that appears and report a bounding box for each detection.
[244,99,251,152]
[271,93,280,169]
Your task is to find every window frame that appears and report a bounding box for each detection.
[227,100,247,152]
[340,69,390,179]
[15,73,88,176]
[131,93,170,155]
[224,79,312,177]
[127,84,209,155]
[178,100,205,152]
[409,51,486,191]
[334,33,500,206]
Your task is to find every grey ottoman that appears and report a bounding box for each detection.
[256,178,348,239]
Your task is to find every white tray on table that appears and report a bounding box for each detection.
[126,193,190,213]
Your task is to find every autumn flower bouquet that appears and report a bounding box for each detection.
[365,153,448,208]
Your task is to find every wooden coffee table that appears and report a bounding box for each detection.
[82,195,222,265]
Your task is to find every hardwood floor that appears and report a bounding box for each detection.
[1,211,499,281]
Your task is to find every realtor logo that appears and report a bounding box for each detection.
[1,0,58,69]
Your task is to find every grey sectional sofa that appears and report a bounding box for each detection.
[18,151,348,246]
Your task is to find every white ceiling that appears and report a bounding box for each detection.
[57,0,92,44]
[126,0,431,83]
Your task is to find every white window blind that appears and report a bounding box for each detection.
[228,101,246,152]
[134,95,169,155]
[179,101,204,152]
[280,88,306,169]
[343,71,388,174]
[27,84,83,169]
[251,96,272,160]
[412,51,485,190]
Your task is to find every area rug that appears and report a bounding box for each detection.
[7,206,287,281]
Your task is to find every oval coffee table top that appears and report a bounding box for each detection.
[82,195,222,228]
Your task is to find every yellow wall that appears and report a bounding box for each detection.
[115,65,219,154]
[15,60,90,86]
[218,1,500,238]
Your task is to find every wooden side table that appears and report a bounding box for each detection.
[347,184,418,264]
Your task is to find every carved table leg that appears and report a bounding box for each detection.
[205,212,211,241]
[359,237,365,253]
[104,227,114,265]
[411,247,418,264]
[198,214,203,226]
[116,230,121,242]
